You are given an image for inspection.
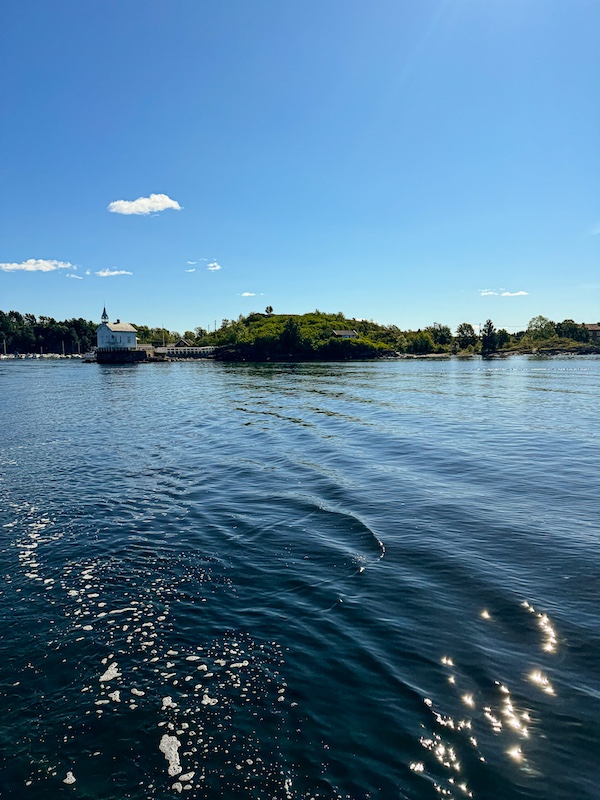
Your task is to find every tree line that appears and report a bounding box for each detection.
[479,315,591,356]
[0,310,97,354]
[187,310,595,359]
[1,308,593,357]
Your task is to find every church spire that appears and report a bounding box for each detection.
[101,306,109,323]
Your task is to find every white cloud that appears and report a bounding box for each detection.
[66,273,83,280]
[185,268,196,273]
[95,269,133,277]
[85,269,91,275]
[241,292,256,297]
[186,261,197,265]
[0,258,73,273]
[480,288,528,297]
[107,193,182,216]
[207,261,222,271]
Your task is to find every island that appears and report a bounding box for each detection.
[1,308,598,361]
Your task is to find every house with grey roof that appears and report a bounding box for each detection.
[332,330,359,339]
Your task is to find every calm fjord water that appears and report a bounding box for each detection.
[1,357,599,800]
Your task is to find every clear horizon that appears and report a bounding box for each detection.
[1,1,598,334]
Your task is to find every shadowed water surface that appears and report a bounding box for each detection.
[1,357,599,799]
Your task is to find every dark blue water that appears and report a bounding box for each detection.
[1,357,599,799]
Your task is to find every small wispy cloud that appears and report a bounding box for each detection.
[96,268,133,278]
[108,193,182,216]
[207,261,222,271]
[187,261,197,265]
[66,273,83,280]
[185,268,196,273]
[241,292,256,297]
[0,258,73,273]
[85,269,91,275]
[480,288,528,297]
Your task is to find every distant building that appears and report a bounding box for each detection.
[332,330,359,339]
[174,338,193,348]
[584,323,600,343]
[96,307,137,350]
[155,345,217,358]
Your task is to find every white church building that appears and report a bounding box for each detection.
[96,307,137,350]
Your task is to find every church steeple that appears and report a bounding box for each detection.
[101,306,109,324]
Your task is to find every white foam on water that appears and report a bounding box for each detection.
[63,771,76,784]
[99,663,121,682]
[7,540,308,798]
[201,694,218,706]
[159,734,182,776]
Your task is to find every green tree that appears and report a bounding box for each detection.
[455,323,477,349]
[555,319,589,342]
[280,316,303,353]
[427,323,452,346]
[265,305,273,315]
[527,315,556,341]
[481,319,497,356]
[495,328,510,349]
[407,330,434,354]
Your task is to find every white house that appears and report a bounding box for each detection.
[96,307,137,350]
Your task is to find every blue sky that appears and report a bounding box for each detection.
[1,0,598,333]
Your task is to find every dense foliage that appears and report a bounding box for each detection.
[133,325,183,346]
[0,310,97,354]
[2,308,595,358]
[191,311,595,359]
[194,311,399,360]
